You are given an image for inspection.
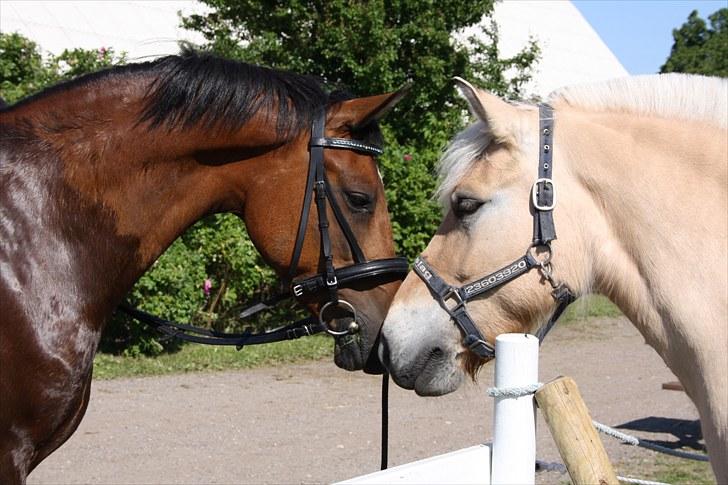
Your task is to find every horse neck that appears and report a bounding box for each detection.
[556,106,728,473]
[557,105,727,386]
[2,76,289,324]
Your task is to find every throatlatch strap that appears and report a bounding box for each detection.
[533,104,557,245]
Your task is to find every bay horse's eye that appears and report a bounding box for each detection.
[452,196,486,219]
[344,191,373,213]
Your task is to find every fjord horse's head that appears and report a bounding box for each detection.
[380,78,582,394]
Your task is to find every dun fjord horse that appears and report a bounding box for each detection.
[0,51,408,483]
[380,75,727,481]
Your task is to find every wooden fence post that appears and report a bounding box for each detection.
[535,376,619,485]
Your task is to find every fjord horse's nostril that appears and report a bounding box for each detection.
[429,346,444,360]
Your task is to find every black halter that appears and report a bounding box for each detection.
[120,108,408,348]
[413,104,576,359]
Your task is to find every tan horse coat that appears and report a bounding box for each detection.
[380,74,727,481]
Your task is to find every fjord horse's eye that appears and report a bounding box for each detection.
[344,191,374,213]
[452,196,486,219]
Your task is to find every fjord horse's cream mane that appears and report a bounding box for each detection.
[550,73,727,129]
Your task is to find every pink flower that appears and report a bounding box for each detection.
[203,279,212,297]
[403,154,413,161]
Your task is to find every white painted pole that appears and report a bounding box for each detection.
[490,333,539,485]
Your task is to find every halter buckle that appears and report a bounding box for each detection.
[442,288,464,312]
[531,178,555,211]
[292,284,304,297]
[326,276,338,287]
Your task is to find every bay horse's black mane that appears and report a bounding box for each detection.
[1,48,381,143]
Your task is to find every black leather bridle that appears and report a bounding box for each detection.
[120,107,408,347]
[413,104,576,359]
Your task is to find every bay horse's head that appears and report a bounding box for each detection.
[134,53,411,373]
[381,78,583,394]
[239,90,409,373]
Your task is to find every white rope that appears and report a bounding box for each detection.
[486,383,542,398]
[593,421,709,462]
[617,476,669,485]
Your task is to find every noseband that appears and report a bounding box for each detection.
[413,104,575,359]
[120,108,408,347]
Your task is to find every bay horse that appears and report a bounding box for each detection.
[380,75,727,481]
[0,50,408,483]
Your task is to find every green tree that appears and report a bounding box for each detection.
[0,32,46,102]
[182,0,539,144]
[661,8,728,76]
[0,32,124,103]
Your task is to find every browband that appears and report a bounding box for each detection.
[309,137,383,156]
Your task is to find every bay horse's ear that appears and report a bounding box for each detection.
[453,77,518,142]
[333,82,413,130]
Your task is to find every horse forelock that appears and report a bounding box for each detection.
[436,122,493,210]
[548,73,728,129]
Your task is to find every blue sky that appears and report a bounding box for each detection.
[572,0,726,74]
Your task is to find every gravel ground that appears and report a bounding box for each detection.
[28,317,705,484]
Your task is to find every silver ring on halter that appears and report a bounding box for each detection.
[319,299,359,336]
[527,243,553,266]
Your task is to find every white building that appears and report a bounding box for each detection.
[0,0,627,98]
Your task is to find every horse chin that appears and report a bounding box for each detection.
[333,328,366,371]
[413,358,465,396]
[331,311,385,373]
[383,345,465,396]
[331,315,371,372]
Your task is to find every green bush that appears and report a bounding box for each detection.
[102,214,298,356]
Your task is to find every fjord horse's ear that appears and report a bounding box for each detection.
[331,82,412,130]
[453,76,518,142]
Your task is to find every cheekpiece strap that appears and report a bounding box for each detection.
[533,104,557,245]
